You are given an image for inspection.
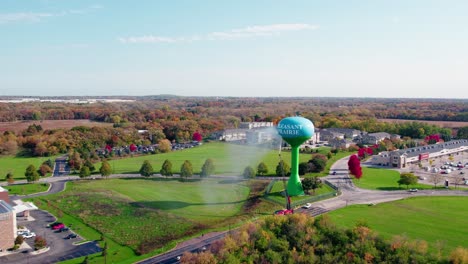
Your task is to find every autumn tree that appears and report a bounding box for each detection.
[38,164,52,176]
[302,176,323,195]
[79,166,91,178]
[34,236,47,250]
[456,126,468,139]
[449,247,468,264]
[257,162,269,176]
[348,154,363,180]
[158,139,172,153]
[243,166,256,179]
[309,154,328,173]
[160,159,173,177]
[200,159,215,177]
[15,235,25,246]
[25,164,40,182]
[428,173,444,189]
[276,160,291,176]
[139,160,154,177]
[397,173,418,189]
[129,143,137,152]
[34,142,48,156]
[84,159,96,172]
[192,132,203,142]
[68,151,82,172]
[5,172,14,184]
[180,160,193,180]
[99,160,112,178]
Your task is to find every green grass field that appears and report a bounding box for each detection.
[98,142,319,176]
[327,196,468,255]
[353,167,446,190]
[30,178,254,258]
[0,155,58,180]
[2,183,49,195]
[267,180,336,205]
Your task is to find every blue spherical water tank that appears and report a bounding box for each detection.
[277,117,314,146]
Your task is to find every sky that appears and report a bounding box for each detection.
[1,0,468,98]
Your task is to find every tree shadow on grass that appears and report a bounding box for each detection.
[119,177,201,183]
[376,187,406,191]
[132,199,247,210]
[131,200,246,219]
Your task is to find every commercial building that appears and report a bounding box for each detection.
[371,139,468,168]
[0,200,16,252]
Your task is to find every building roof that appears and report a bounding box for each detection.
[12,200,38,214]
[0,200,14,214]
[392,139,468,158]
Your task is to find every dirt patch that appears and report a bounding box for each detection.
[0,119,112,133]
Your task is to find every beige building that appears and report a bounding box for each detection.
[371,139,468,168]
[0,200,16,252]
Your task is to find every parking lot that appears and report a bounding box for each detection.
[0,209,101,264]
[406,154,468,187]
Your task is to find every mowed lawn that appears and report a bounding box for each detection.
[82,178,250,222]
[3,183,49,195]
[40,178,251,253]
[100,142,315,175]
[0,155,58,180]
[353,167,442,190]
[328,196,468,255]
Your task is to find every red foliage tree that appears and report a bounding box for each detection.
[192,132,202,142]
[425,134,440,144]
[348,154,363,180]
[358,147,376,159]
[105,145,112,153]
[129,144,137,152]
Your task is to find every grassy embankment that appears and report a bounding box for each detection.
[29,177,274,264]
[3,183,49,195]
[0,155,57,181]
[353,167,452,190]
[328,196,468,256]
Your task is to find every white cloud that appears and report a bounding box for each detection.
[0,5,103,24]
[119,23,319,44]
[0,12,54,24]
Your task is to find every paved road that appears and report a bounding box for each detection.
[53,156,70,177]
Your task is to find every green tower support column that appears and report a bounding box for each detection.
[287,144,303,196]
[277,116,315,196]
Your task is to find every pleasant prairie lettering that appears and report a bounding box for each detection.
[277,124,304,136]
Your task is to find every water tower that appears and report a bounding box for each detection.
[277,117,315,196]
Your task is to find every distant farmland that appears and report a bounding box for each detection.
[0,119,113,133]
[378,118,468,129]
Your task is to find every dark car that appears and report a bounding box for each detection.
[58,227,69,232]
[65,233,78,239]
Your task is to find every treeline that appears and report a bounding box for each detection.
[0,97,467,157]
[179,213,467,264]
[0,97,466,123]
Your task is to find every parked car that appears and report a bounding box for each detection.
[65,233,77,239]
[409,188,418,192]
[58,227,69,232]
[22,232,36,239]
[274,209,294,215]
[51,223,65,230]
[302,203,312,209]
